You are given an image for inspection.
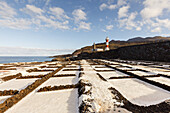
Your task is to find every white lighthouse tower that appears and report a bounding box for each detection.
[105,37,109,51]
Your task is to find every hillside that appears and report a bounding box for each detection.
[72,36,170,56]
[77,41,170,62]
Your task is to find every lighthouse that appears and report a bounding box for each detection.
[92,42,96,51]
[105,37,109,51]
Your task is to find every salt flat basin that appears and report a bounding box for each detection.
[5,89,78,113]
[129,65,170,73]
[56,69,79,75]
[26,71,52,76]
[65,65,80,69]
[39,68,58,70]
[94,67,115,71]
[0,70,18,78]
[109,78,170,106]
[100,60,121,65]
[150,65,170,69]
[147,77,170,86]
[62,67,80,70]
[128,71,157,76]
[91,65,106,68]
[109,64,120,67]
[116,67,135,71]
[120,64,170,76]
[99,71,129,79]
[40,77,78,87]
[0,78,38,91]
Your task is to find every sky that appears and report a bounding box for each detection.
[0,0,170,56]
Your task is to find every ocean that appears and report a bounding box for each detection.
[0,56,53,64]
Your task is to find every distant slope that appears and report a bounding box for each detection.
[127,36,170,42]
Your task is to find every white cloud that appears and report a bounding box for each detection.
[0,2,70,30]
[0,2,76,31]
[102,24,113,32]
[140,0,170,19]
[151,27,161,32]
[99,19,103,22]
[156,18,170,29]
[76,21,91,30]
[106,25,113,30]
[27,5,44,14]
[0,2,32,30]
[20,5,70,30]
[72,9,91,31]
[99,0,127,11]
[20,5,44,16]
[37,15,69,30]
[15,0,51,6]
[136,27,141,31]
[117,0,127,7]
[0,1,17,19]
[99,3,107,11]
[99,3,116,11]
[118,12,140,30]
[108,5,117,10]
[161,34,170,37]
[118,5,129,18]
[102,29,107,32]
[141,17,170,33]
[72,9,87,22]
[49,7,69,20]
[0,18,32,30]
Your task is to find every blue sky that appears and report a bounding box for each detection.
[0,0,170,56]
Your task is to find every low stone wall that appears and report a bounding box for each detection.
[62,68,83,71]
[0,90,18,96]
[95,69,115,72]
[0,66,13,70]
[66,66,77,68]
[109,76,135,79]
[3,68,17,70]
[26,68,38,72]
[52,74,76,77]
[17,75,46,79]
[37,84,79,92]
[96,73,107,81]
[26,68,54,72]
[46,66,61,68]
[159,74,170,78]
[2,73,22,81]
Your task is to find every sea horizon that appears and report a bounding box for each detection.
[0,56,53,64]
